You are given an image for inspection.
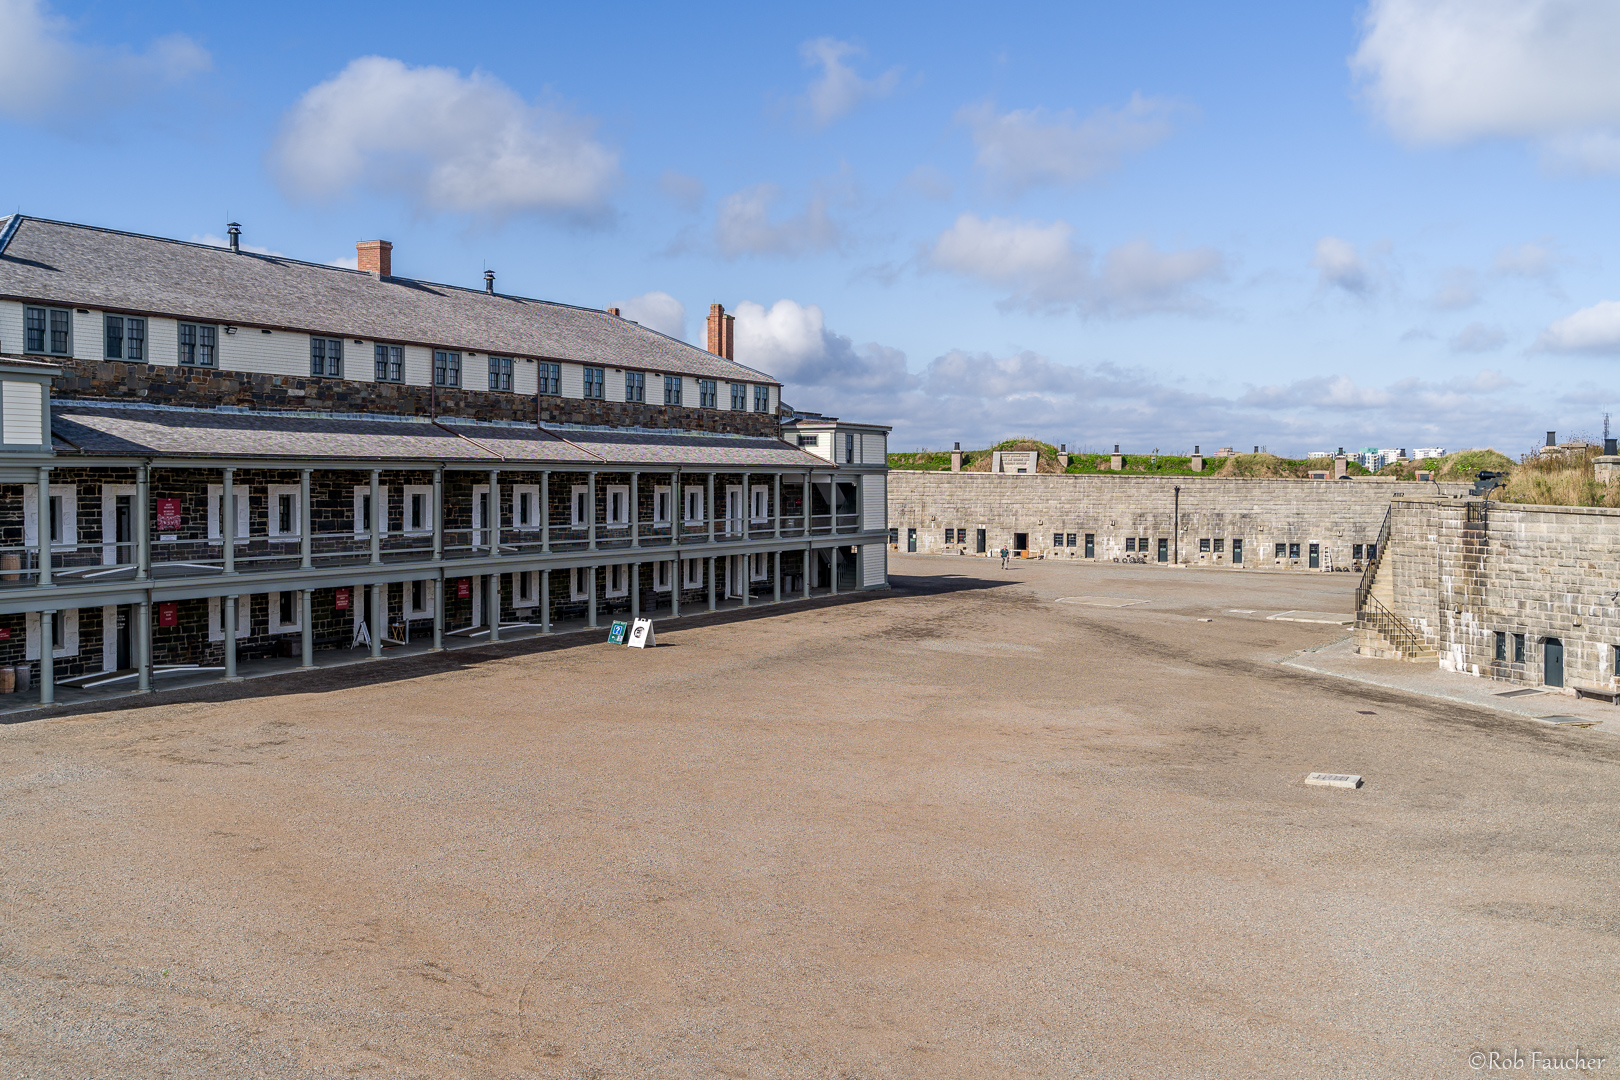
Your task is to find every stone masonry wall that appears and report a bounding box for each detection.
[888,473,1472,570]
[52,358,782,438]
[1386,497,1620,691]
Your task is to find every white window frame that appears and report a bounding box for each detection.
[352,485,388,540]
[405,578,434,618]
[207,595,252,641]
[25,608,79,659]
[750,485,769,523]
[653,485,671,526]
[472,484,495,548]
[570,485,590,528]
[751,552,768,581]
[571,566,590,600]
[269,590,302,634]
[606,562,629,598]
[403,485,433,536]
[24,484,78,551]
[99,484,136,565]
[511,484,541,531]
[514,570,539,608]
[683,557,703,589]
[605,484,630,526]
[653,560,672,592]
[725,484,743,537]
[206,484,249,546]
[268,484,301,543]
[684,488,704,526]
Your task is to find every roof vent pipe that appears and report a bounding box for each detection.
[227,222,241,253]
[484,270,495,294]
[1547,430,1557,447]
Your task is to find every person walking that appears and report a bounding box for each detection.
[1000,546,1010,569]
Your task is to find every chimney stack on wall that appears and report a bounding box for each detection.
[706,303,735,360]
[951,441,962,472]
[357,240,393,277]
[606,307,620,317]
[227,222,241,253]
[1190,445,1204,472]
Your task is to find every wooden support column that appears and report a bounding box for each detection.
[370,584,384,658]
[35,465,52,588]
[38,606,53,705]
[221,467,235,576]
[301,588,314,668]
[299,468,313,570]
[224,595,239,678]
[707,473,715,544]
[630,563,640,620]
[541,568,551,634]
[708,556,716,611]
[431,467,443,561]
[135,464,150,581]
[588,471,598,551]
[370,468,382,566]
[540,470,550,553]
[433,571,445,650]
[773,473,781,540]
[588,565,598,628]
[773,551,781,603]
[630,472,640,548]
[135,599,151,691]
[803,545,812,600]
[488,573,501,642]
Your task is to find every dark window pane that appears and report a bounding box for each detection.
[104,316,123,359]
[126,318,145,361]
[24,307,45,353]
[49,309,69,354]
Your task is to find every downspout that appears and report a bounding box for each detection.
[1173,485,1180,564]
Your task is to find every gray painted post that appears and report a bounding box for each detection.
[370,584,383,658]
[370,468,382,565]
[671,558,681,618]
[540,568,551,633]
[38,607,53,705]
[673,469,682,547]
[222,468,235,576]
[588,471,597,551]
[487,469,500,553]
[741,471,749,540]
[631,472,639,548]
[433,572,445,650]
[135,599,151,690]
[135,465,150,581]
[707,473,715,544]
[301,588,314,668]
[773,474,781,540]
[630,563,640,619]
[803,471,811,537]
[300,468,313,569]
[35,466,51,587]
[224,595,238,678]
[830,549,839,596]
[803,546,811,600]
[488,573,501,642]
[708,556,716,611]
[540,470,549,553]
[741,554,749,607]
[432,467,443,562]
[773,551,781,603]
[588,565,598,628]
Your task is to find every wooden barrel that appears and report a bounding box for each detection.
[0,666,13,694]
[0,553,18,582]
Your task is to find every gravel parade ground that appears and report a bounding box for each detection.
[2,553,1616,1078]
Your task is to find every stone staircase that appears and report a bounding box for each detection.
[1354,525,1438,664]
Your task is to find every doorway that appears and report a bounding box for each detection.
[1308,543,1320,569]
[975,528,986,553]
[1544,638,1564,688]
[1232,538,1243,564]
[115,605,131,670]
[906,528,917,552]
[1084,533,1095,558]
[1013,532,1028,553]
[1157,538,1168,563]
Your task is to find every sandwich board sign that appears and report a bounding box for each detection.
[627,618,655,649]
[608,620,629,644]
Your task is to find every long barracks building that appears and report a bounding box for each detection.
[0,216,890,706]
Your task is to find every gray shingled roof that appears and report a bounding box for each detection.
[49,403,828,468]
[0,216,778,387]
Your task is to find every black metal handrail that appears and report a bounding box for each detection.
[1354,506,1392,612]
[1359,592,1428,657]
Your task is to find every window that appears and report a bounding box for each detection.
[683,558,703,588]
[664,375,683,405]
[178,322,218,367]
[512,485,540,531]
[750,485,769,522]
[945,529,956,543]
[1126,538,1137,552]
[606,563,629,598]
[1353,543,1364,560]
[104,315,146,361]
[268,484,300,541]
[754,385,770,412]
[207,596,250,642]
[206,484,249,544]
[1495,632,1507,662]
[606,485,630,526]
[699,380,717,408]
[25,484,77,549]
[797,434,819,447]
[1366,543,1377,561]
[24,306,72,356]
[1514,633,1526,664]
[489,356,513,392]
[1288,542,1300,559]
[653,485,671,526]
[625,371,645,403]
[433,350,461,387]
[1138,537,1148,551]
[374,344,404,382]
[1275,543,1287,558]
[844,432,855,463]
[404,486,432,535]
[406,579,434,618]
[514,571,538,608]
[571,566,591,601]
[888,528,898,544]
[684,488,704,525]
[1053,533,1063,548]
[310,336,343,377]
[1613,644,1620,678]
[352,486,388,539]
[1199,538,1210,553]
[1213,539,1225,554]
[537,362,561,395]
[583,366,604,399]
[653,560,672,592]
[731,382,747,410]
[1067,534,1077,547]
[270,591,302,634]
[571,485,590,528]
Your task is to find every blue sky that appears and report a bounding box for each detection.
[4,0,1620,455]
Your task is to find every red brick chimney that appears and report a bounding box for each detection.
[606,307,621,317]
[706,303,734,360]
[357,240,392,277]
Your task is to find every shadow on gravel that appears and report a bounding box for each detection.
[4,572,1012,726]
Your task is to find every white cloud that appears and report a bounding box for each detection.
[271,56,618,217]
[715,184,840,258]
[1312,236,1371,295]
[798,38,900,127]
[929,213,1222,315]
[1451,322,1508,353]
[0,0,209,120]
[734,299,913,395]
[1353,0,1620,170]
[958,94,1184,192]
[615,291,686,339]
[1536,300,1620,353]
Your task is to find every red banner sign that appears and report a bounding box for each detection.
[158,602,177,627]
[155,498,182,534]
[335,588,350,611]
[457,578,470,599]
[0,628,10,640]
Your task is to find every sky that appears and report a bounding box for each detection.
[2,0,1619,456]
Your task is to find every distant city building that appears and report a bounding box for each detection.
[1307,451,1332,459]
[1413,447,1445,459]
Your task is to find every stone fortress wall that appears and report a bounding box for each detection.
[888,472,1472,570]
[1384,496,1620,691]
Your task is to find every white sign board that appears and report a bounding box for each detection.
[1305,772,1362,789]
[627,618,655,649]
